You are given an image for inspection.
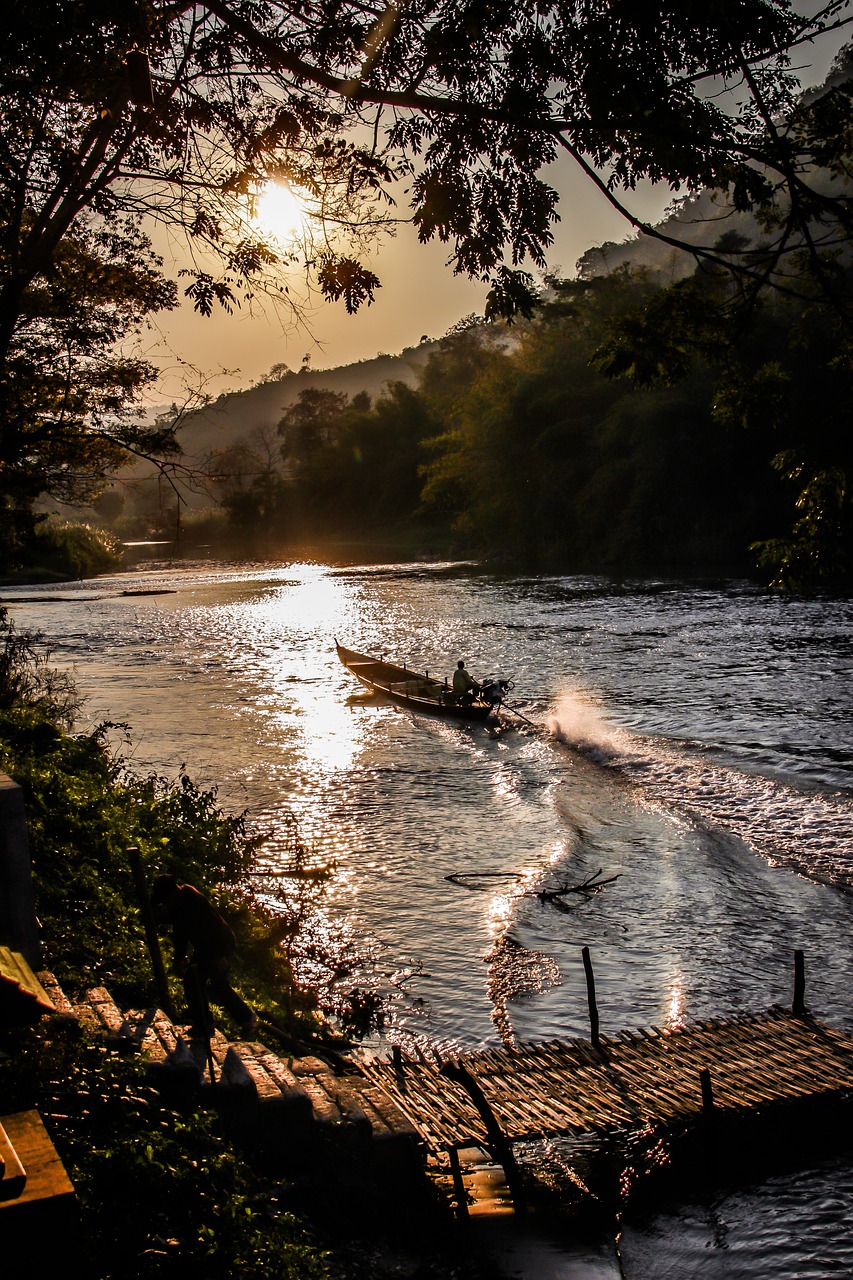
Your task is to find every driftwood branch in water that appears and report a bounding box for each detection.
[445,871,525,890]
[536,869,619,912]
[445,868,619,909]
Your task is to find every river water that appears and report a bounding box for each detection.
[5,560,853,1278]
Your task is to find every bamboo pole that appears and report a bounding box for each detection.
[581,946,601,1049]
[793,950,806,1017]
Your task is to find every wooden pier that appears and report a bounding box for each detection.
[15,958,853,1223]
[367,1007,853,1150]
[364,1004,853,1213]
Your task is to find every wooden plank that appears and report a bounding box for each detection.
[228,1043,290,1102]
[122,1008,166,1058]
[36,972,75,1019]
[0,1112,75,1212]
[0,949,55,1015]
[0,1120,27,1201]
[85,987,127,1036]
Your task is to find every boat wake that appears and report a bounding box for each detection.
[549,689,853,893]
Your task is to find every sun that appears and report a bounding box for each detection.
[252,182,311,242]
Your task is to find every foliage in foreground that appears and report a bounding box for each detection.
[0,608,343,1277]
[0,1027,330,1280]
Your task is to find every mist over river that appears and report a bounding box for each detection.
[5,560,853,1278]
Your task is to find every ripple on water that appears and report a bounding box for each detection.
[621,1158,853,1280]
[6,564,853,1278]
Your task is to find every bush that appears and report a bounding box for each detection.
[23,520,124,580]
[0,1028,330,1279]
[0,608,318,1032]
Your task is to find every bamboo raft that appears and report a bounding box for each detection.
[365,1007,853,1153]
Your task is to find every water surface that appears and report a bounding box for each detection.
[5,561,852,1277]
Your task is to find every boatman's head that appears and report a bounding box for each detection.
[457,660,465,668]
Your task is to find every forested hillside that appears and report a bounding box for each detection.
[206,263,850,586]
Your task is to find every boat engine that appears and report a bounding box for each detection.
[480,677,513,707]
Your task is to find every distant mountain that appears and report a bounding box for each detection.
[172,342,441,467]
[576,189,757,281]
[577,45,853,282]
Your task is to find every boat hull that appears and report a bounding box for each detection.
[335,642,493,721]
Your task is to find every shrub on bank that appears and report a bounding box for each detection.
[11,520,124,581]
[0,606,320,1029]
[0,715,323,1038]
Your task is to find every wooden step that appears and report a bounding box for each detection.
[36,972,75,1020]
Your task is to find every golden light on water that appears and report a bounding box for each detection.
[253,565,366,778]
[296,683,364,775]
[667,980,686,1029]
[485,864,542,935]
[252,181,312,242]
[285,564,351,631]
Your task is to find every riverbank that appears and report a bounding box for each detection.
[0,607,432,1276]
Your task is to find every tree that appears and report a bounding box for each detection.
[0,212,176,565]
[7,2,853,334]
[592,245,853,588]
[419,271,793,572]
[207,424,289,543]
[4,1,853,567]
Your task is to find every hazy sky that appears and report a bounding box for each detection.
[145,163,661,402]
[143,19,846,403]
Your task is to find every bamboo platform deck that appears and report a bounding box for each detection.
[364,1007,853,1153]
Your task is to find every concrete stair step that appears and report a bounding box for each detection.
[29,978,421,1175]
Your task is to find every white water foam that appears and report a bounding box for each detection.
[549,688,853,891]
[547,689,636,764]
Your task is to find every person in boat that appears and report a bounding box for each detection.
[452,659,481,704]
[152,873,257,1038]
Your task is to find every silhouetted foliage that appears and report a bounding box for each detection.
[218,270,819,578]
[7,3,851,576]
[415,273,791,573]
[593,253,853,589]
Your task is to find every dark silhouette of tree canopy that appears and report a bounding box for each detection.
[5,2,853,336]
[3,0,853,568]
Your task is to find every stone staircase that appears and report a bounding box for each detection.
[36,973,423,1179]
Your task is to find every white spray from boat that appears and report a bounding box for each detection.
[547,685,853,891]
[547,687,638,766]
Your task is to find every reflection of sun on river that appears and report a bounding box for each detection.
[4,563,852,1280]
[255,565,368,779]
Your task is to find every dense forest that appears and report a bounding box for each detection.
[193,259,851,588]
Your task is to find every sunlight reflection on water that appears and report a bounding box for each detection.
[6,562,853,1053]
[4,560,853,1280]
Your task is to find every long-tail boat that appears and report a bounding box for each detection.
[335,641,504,721]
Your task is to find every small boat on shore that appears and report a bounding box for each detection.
[335,641,505,721]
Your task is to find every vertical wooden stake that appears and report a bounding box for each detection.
[128,846,175,1018]
[699,1067,713,1118]
[793,950,806,1017]
[440,1060,526,1216]
[392,1044,407,1092]
[699,1066,715,1177]
[581,946,600,1049]
[448,1145,469,1220]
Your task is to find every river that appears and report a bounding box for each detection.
[4,560,853,1278]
